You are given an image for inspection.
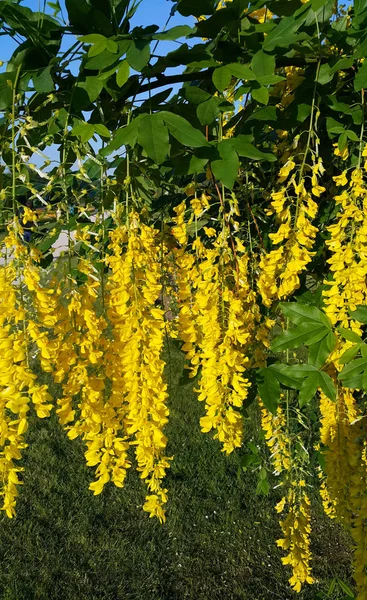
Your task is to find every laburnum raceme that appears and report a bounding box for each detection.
[258,155,321,306]
[106,213,170,522]
[260,399,313,592]
[319,154,367,598]
[172,196,261,454]
[0,228,52,518]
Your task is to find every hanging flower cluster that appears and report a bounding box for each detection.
[258,156,321,306]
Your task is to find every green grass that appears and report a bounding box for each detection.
[0,342,353,600]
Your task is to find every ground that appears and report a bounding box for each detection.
[0,341,353,600]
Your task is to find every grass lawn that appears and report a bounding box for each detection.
[0,341,353,600]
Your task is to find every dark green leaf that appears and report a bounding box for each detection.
[317,63,334,85]
[318,371,336,401]
[161,111,209,147]
[251,85,269,105]
[271,322,329,352]
[339,343,362,365]
[211,142,239,189]
[228,63,256,80]
[349,305,367,323]
[263,5,310,51]
[177,0,215,17]
[311,0,329,9]
[280,302,332,327]
[76,77,103,103]
[256,477,270,496]
[153,25,193,40]
[188,154,208,174]
[308,332,335,368]
[100,116,144,155]
[269,363,317,390]
[338,328,362,343]
[0,72,15,111]
[138,113,169,164]
[354,62,367,92]
[182,86,211,105]
[94,123,110,138]
[299,372,320,407]
[354,0,367,16]
[251,50,275,78]
[230,137,276,161]
[116,60,130,87]
[326,117,345,135]
[338,131,348,152]
[127,39,150,72]
[197,97,221,125]
[339,358,367,389]
[213,66,232,92]
[256,368,280,414]
[33,67,54,93]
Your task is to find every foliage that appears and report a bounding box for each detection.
[1,0,367,596]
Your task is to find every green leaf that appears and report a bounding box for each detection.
[177,0,215,17]
[197,97,221,125]
[182,86,211,105]
[211,142,239,189]
[138,114,169,164]
[354,0,367,16]
[256,476,270,496]
[251,50,275,78]
[326,117,345,135]
[339,343,362,365]
[100,116,144,155]
[336,578,356,598]
[349,305,367,323]
[279,302,332,327]
[94,123,110,138]
[311,0,329,9]
[308,331,335,368]
[256,368,280,414]
[338,328,362,343]
[73,121,95,142]
[339,358,367,389]
[213,66,232,92]
[354,62,367,92]
[80,34,106,43]
[33,67,54,93]
[299,372,320,408]
[257,74,285,85]
[263,5,310,51]
[127,39,150,72]
[338,131,348,152]
[228,63,256,81]
[188,154,208,174]
[269,364,317,390]
[116,60,130,87]
[161,111,209,147]
[76,77,103,103]
[88,40,107,57]
[318,371,336,401]
[329,57,354,75]
[105,39,118,53]
[317,63,334,85]
[153,25,193,40]
[230,137,276,161]
[0,72,15,111]
[251,85,269,105]
[271,322,329,352]
[346,129,359,141]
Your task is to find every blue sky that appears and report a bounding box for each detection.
[2,0,193,63]
[1,0,194,169]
